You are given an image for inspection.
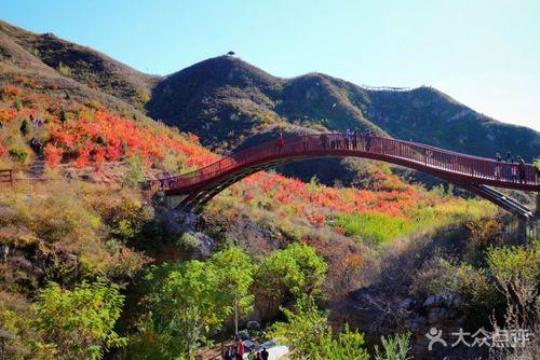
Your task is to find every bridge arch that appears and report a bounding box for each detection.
[157,134,539,219]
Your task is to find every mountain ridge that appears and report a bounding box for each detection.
[148,55,540,164]
[2,18,538,165]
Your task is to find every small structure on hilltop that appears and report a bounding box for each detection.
[226,50,236,56]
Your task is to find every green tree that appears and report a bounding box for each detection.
[209,247,256,334]
[59,109,67,123]
[487,242,540,325]
[142,261,225,359]
[269,298,369,360]
[20,118,30,136]
[35,279,126,360]
[253,243,327,320]
[13,97,21,111]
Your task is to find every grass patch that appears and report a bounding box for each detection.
[334,212,412,244]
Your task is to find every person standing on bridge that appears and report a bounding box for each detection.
[518,157,526,184]
[302,133,309,151]
[504,151,514,181]
[511,164,518,183]
[335,133,342,149]
[276,131,285,153]
[365,130,372,152]
[344,131,350,150]
[495,152,502,179]
[346,129,353,149]
[319,133,328,150]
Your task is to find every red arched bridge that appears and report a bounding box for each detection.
[155,134,540,220]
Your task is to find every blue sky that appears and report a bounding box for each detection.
[1,0,539,130]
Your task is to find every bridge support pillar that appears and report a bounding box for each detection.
[165,195,187,210]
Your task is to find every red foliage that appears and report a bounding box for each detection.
[243,191,254,202]
[44,144,64,167]
[1,85,23,97]
[75,147,91,168]
[46,110,219,169]
[0,143,6,157]
[94,147,106,169]
[240,169,432,219]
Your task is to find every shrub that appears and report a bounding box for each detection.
[487,242,540,358]
[0,108,16,123]
[8,147,29,163]
[108,198,153,243]
[411,257,495,308]
[176,232,199,250]
[0,187,144,279]
[20,118,30,136]
[487,242,540,309]
[36,279,126,359]
[44,143,64,167]
[123,155,146,187]
[268,298,370,360]
[1,84,23,97]
[59,109,67,123]
[0,293,56,359]
[253,243,327,320]
[374,333,412,360]
[13,97,21,111]
[57,62,71,77]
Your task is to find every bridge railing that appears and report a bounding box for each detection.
[159,134,538,191]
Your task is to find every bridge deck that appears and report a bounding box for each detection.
[158,134,540,196]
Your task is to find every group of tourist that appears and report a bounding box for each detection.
[495,151,528,184]
[222,339,269,360]
[274,131,535,185]
[275,129,374,153]
[318,129,368,151]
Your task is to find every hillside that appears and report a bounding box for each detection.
[0,49,495,359]
[148,55,540,163]
[0,20,160,109]
[0,19,535,359]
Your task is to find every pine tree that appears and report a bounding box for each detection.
[20,118,30,136]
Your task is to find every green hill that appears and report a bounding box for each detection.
[148,55,540,163]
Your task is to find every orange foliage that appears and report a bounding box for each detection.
[0,109,16,123]
[1,84,23,97]
[45,110,219,169]
[241,171,431,219]
[43,144,64,167]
